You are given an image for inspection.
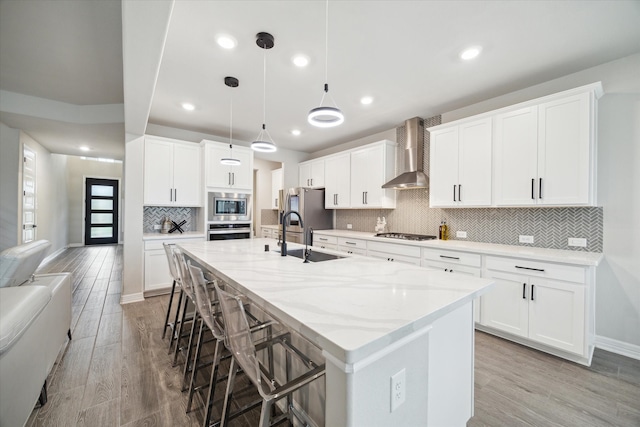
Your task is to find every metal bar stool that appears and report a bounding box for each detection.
[215,283,326,427]
[162,243,182,341]
[170,247,199,368]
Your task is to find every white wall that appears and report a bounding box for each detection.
[0,122,21,251]
[253,158,281,234]
[442,53,640,351]
[65,156,123,245]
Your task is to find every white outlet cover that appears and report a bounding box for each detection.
[568,237,587,247]
[456,231,467,238]
[347,224,353,229]
[519,235,534,244]
[390,368,406,412]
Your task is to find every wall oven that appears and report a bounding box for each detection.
[207,191,252,241]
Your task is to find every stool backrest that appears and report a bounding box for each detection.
[162,243,180,283]
[214,283,265,397]
[173,249,194,299]
[188,263,223,339]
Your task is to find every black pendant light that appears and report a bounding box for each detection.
[308,0,344,128]
[220,76,241,166]
[251,32,277,153]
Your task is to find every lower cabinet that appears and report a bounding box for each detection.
[367,241,421,265]
[144,237,204,293]
[480,256,588,358]
[313,233,337,251]
[337,237,367,255]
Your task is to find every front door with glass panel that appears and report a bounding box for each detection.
[85,178,119,245]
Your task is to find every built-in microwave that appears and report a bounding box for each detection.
[207,192,252,223]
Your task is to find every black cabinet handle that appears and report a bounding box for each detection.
[453,185,457,202]
[345,241,356,245]
[531,178,535,199]
[458,184,462,202]
[445,268,449,272]
[531,284,535,301]
[174,189,177,201]
[539,178,542,199]
[439,255,460,260]
[515,265,545,272]
[170,188,173,201]
[522,283,526,299]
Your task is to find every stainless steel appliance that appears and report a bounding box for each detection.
[208,191,252,223]
[374,232,436,241]
[282,188,332,244]
[382,117,429,189]
[207,191,252,241]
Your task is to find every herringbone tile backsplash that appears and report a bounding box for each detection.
[335,115,603,253]
[143,207,197,233]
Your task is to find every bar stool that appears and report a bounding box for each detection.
[215,282,326,427]
[162,243,182,341]
[170,248,199,368]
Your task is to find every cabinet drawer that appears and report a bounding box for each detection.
[485,256,585,284]
[367,241,421,258]
[315,243,337,251]
[421,259,481,277]
[368,250,421,266]
[314,234,337,245]
[144,237,203,251]
[422,248,481,268]
[337,237,367,250]
[338,246,366,256]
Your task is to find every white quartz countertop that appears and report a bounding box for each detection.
[143,231,205,241]
[313,230,603,266]
[178,238,494,365]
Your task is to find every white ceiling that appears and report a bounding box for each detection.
[2,0,640,160]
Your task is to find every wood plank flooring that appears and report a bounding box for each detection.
[25,245,640,427]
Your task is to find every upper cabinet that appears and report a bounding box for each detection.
[144,136,201,206]
[299,159,325,188]
[271,168,283,209]
[203,140,253,191]
[429,82,601,208]
[350,141,396,209]
[494,91,595,206]
[429,118,492,207]
[325,153,351,208]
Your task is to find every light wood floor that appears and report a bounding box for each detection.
[26,245,640,427]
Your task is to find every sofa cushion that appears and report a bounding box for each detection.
[0,240,51,288]
[0,286,51,355]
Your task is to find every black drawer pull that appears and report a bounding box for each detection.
[515,265,545,272]
[318,238,328,241]
[439,255,460,260]
[522,283,526,299]
[531,284,535,301]
[345,241,357,245]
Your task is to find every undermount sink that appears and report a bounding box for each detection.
[275,248,345,262]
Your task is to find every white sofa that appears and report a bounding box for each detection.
[0,240,71,427]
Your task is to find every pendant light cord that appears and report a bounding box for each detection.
[263,49,267,127]
[229,95,233,155]
[324,0,329,84]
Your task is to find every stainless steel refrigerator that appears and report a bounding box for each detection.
[280,187,333,244]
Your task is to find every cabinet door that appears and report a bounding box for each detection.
[310,160,325,188]
[537,92,591,205]
[480,271,529,338]
[144,138,174,205]
[429,127,459,207]
[144,250,172,291]
[271,168,283,209]
[528,278,585,354]
[206,144,232,188]
[494,107,538,206]
[350,148,369,208]
[299,162,311,187]
[458,118,492,206]
[325,153,350,208]
[172,143,201,206]
[229,148,253,190]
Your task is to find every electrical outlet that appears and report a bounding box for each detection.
[347,224,353,229]
[519,235,534,244]
[153,224,161,230]
[456,231,467,238]
[568,237,587,247]
[390,369,406,412]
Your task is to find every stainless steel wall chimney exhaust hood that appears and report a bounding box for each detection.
[382,117,429,189]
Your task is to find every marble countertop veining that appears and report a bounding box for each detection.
[313,230,603,266]
[178,238,494,365]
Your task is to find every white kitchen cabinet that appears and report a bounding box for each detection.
[324,153,351,208]
[494,90,596,206]
[204,141,253,191]
[312,233,337,251]
[337,237,367,255]
[367,240,421,265]
[429,118,492,207]
[144,136,201,206]
[271,168,283,209]
[480,256,588,358]
[350,141,396,209]
[143,236,204,292]
[299,159,325,188]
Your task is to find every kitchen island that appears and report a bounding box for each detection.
[179,238,494,426]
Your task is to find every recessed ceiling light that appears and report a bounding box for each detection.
[292,55,309,67]
[291,129,301,136]
[181,103,195,111]
[460,46,482,60]
[217,35,237,49]
[360,96,373,105]
[79,146,91,152]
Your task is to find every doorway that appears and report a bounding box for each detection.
[84,178,119,245]
[22,145,37,243]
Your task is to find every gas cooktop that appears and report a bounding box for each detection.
[374,232,437,241]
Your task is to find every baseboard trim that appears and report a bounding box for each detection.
[595,335,640,360]
[67,243,84,247]
[120,292,145,305]
[41,246,67,266]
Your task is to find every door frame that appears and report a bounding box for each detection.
[21,144,37,244]
[82,175,122,245]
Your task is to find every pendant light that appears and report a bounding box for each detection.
[251,32,277,153]
[308,0,344,128]
[220,76,241,166]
